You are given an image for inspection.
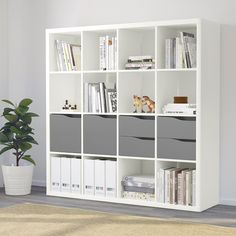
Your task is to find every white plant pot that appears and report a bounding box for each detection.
[1,165,34,195]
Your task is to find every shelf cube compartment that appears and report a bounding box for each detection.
[118,159,155,201]
[118,71,155,113]
[156,25,197,69]
[83,115,117,155]
[156,160,196,206]
[156,71,196,114]
[119,27,155,70]
[50,74,81,113]
[49,33,81,72]
[83,72,117,113]
[83,30,117,71]
[50,114,81,153]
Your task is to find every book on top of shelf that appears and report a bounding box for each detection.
[55,39,81,71]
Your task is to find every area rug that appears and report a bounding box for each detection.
[0,203,235,236]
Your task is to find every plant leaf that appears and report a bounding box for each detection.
[3,108,14,115]
[19,98,32,107]
[2,99,15,107]
[26,112,39,117]
[16,106,29,115]
[4,114,18,122]
[0,133,9,143]
[19,142,32,152]
[22,155,36,165]
[0,146,12,155]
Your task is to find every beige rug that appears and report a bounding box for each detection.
[0,203,235,236]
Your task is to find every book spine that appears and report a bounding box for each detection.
[165,170,170,203]
[88,84,92,112]
[66,43,73,71]
[177,173,182,204]
[114,37,117,70]
[99,83,106,113]
[180,32,187,68]
[105,89,110,113]
[70,45,76,70]
[99,37,104,70]
[55,40,62,71]
[182,171,187,205]
[105,35,109,70]
[84,83,89,112]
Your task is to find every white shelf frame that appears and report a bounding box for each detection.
[46,18,220,212]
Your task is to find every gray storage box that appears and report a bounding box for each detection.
[157,116,196,140]
[83,115,117,155]
[50,114,81,153]
[120,116,155,138]
[157,138,196,160]
[119,136,155,158]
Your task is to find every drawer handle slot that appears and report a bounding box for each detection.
[122,136,154,141]
[172,138,196,142]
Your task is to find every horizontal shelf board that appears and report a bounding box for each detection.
[83,70,117,74]
[49,111,82,115]
[118,69,155,73]
[156,68,197,72]
[119,113,155,116]
[157,113,196,117]
[49,71,82,75]
[83,112,117,116]
[157,158,196,163]
[83,153,117,159]
[119,155,155,161]
[50,151,81,156]
[47,191,198,211]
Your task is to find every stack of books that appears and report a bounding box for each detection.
[165,32,196,69]
[99,36,117,70]
[55,40,81,71]
[157,168,196,206]
[84,82,117,113]
[125,56,155,70]
[162,103,196,115]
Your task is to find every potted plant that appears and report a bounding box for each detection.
[0,98,39,195]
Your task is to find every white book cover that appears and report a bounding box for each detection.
[84,159,95,195]
[105,35,109,70]
[95,160,106,196]
[177,173,182,205]
[51,157,61,191]
[186,171,192,205]
[157,169,165,203]
[55,40,63,71]
[99,37,104,70]
[71,158,81,193]
[61,41,70,71]
[84,83,89,112]
[164,168,175,203]
[105,160,117,197]
[61,157,71,192]
[114,37,117,70]
[99,83,105,113]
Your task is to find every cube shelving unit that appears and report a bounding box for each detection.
[46,19,220,212]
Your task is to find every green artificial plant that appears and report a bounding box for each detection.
[0,98,39,166]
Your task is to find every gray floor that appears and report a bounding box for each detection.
[0,186,236,228]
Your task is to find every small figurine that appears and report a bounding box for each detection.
[62,100,77,111]
[133,95,144,113]
[142,96,155,113]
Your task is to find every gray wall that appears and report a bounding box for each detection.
[5,0,236,205]
[0,0,9,186]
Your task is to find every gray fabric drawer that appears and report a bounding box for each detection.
[119,136,154,158]
[50,114,81,153]
[157,116,196,140]
[120,116,155,138]
[157,138,196,160]
[83,115,117,155]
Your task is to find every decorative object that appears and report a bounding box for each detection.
[133,95,144,113]
[0,98,39,195]
[174,96,188,104]
[62,100,77,111]
[142,96,155,113]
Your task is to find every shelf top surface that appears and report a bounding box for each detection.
[46,18,202,34]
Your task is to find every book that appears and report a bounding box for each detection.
[192,170,196,206]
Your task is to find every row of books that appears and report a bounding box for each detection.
[157,168,196,206]
[125,55,155,70]
[84,82,117,113]
[165,32,196,69]
[99,36,117,70]
[55,40,81,71]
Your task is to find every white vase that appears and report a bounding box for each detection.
[1,165,34,195]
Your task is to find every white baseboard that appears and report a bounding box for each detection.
[32,179,46,187]
[220,198,236,206]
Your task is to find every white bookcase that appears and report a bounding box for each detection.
[46,19,220,212]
